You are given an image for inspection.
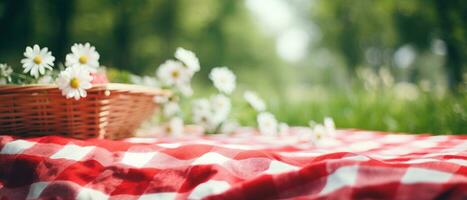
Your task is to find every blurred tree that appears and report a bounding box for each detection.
[0,0,33,67]
[53,0,74,59]
[312,0,397,76]
[433,0,466,91]
[312,0,465,91]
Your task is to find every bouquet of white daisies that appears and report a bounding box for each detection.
[0,43,106,100]
[133,47,337,140]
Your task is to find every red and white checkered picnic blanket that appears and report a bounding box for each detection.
[0,129,466,200]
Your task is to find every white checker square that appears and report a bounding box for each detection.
[401,167,452,184]
[348,141,380,152]
[76,187,109,200]
[26,181,49,200]
[320,165,359,195]
[0,140,36,155]
[121,152,156,168]
[264,160,299,174]
[188,180,230,199]
[404,158,440,164]
[191,152,230,165]
[138,192,177,200]
[50,144,95,161]
[446,159,467,166]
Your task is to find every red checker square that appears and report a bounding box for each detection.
[0,154,42,187]
[143,168,188,194]
[55,159,104,186]
[178,165,219,193]
[240,175,278,200]
[275,161,328,199]
[85,167,126,196]
[161,144,214,160]
[36,158,76,181]
[351,165,407,199]
[111,167,160,195]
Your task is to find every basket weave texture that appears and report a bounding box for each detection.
[0,83,168,139]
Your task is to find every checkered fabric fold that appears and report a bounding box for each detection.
[0,129,466,200]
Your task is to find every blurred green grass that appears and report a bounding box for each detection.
[109,68,466,135]
[263,88,466,135]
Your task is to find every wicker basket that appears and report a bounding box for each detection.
[0,83,169,139]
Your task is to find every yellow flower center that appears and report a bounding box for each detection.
[79,55,88,64]
[70,78,80,89]
[171,70,180,78]
[165,125,172,133]
[33,56,42,64]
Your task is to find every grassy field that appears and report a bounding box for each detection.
[266,88,466,135]
[229,81,467,135]
[109,68,466,135]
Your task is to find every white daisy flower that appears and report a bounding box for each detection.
[192,98,218,133]
[220,120,239,134]
[324,117,336,135]
[311,124,327,142]
[175,47,200,73]
[309,117,337,144]
[192,98,210,113]
[278,122,289,136]
[156,60,190,87]
[243,90,266,112]
[0,64,13,84]
[21,45,55,78]
[193,110,217,133]
[166,117,184,136]
[65,43,100,71]
[153,95,169,104]
[178,83,193,97]
[257,112,278,135]
[209,67,236,94]
[163,102,180,117]
[210,94,231,124]
[56,67,93,100]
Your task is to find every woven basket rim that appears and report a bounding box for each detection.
[0,83,171,96]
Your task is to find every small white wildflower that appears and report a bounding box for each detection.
[56,66,93,100]
[210,94,231,124]
[209,67,236,94]
[278,122,289,136]
[0,64,13,83]
[192,98,210,113]
[311,124,327,142]
[157,60,190,87]
[153,95,169,104]
[166,117,184,136]
[243,90,266,112]
[175,47,200,73]
[193,109,217,133]
[220,120,239,134]
[257,112,278,135]
[65,43,100,72]
[192,98,218,133]
[21,45,55,78]
[163,102,180,117]
[324,117,336,135]
[177,83,193,97]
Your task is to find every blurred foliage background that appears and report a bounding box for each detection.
[0,0,465,134]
